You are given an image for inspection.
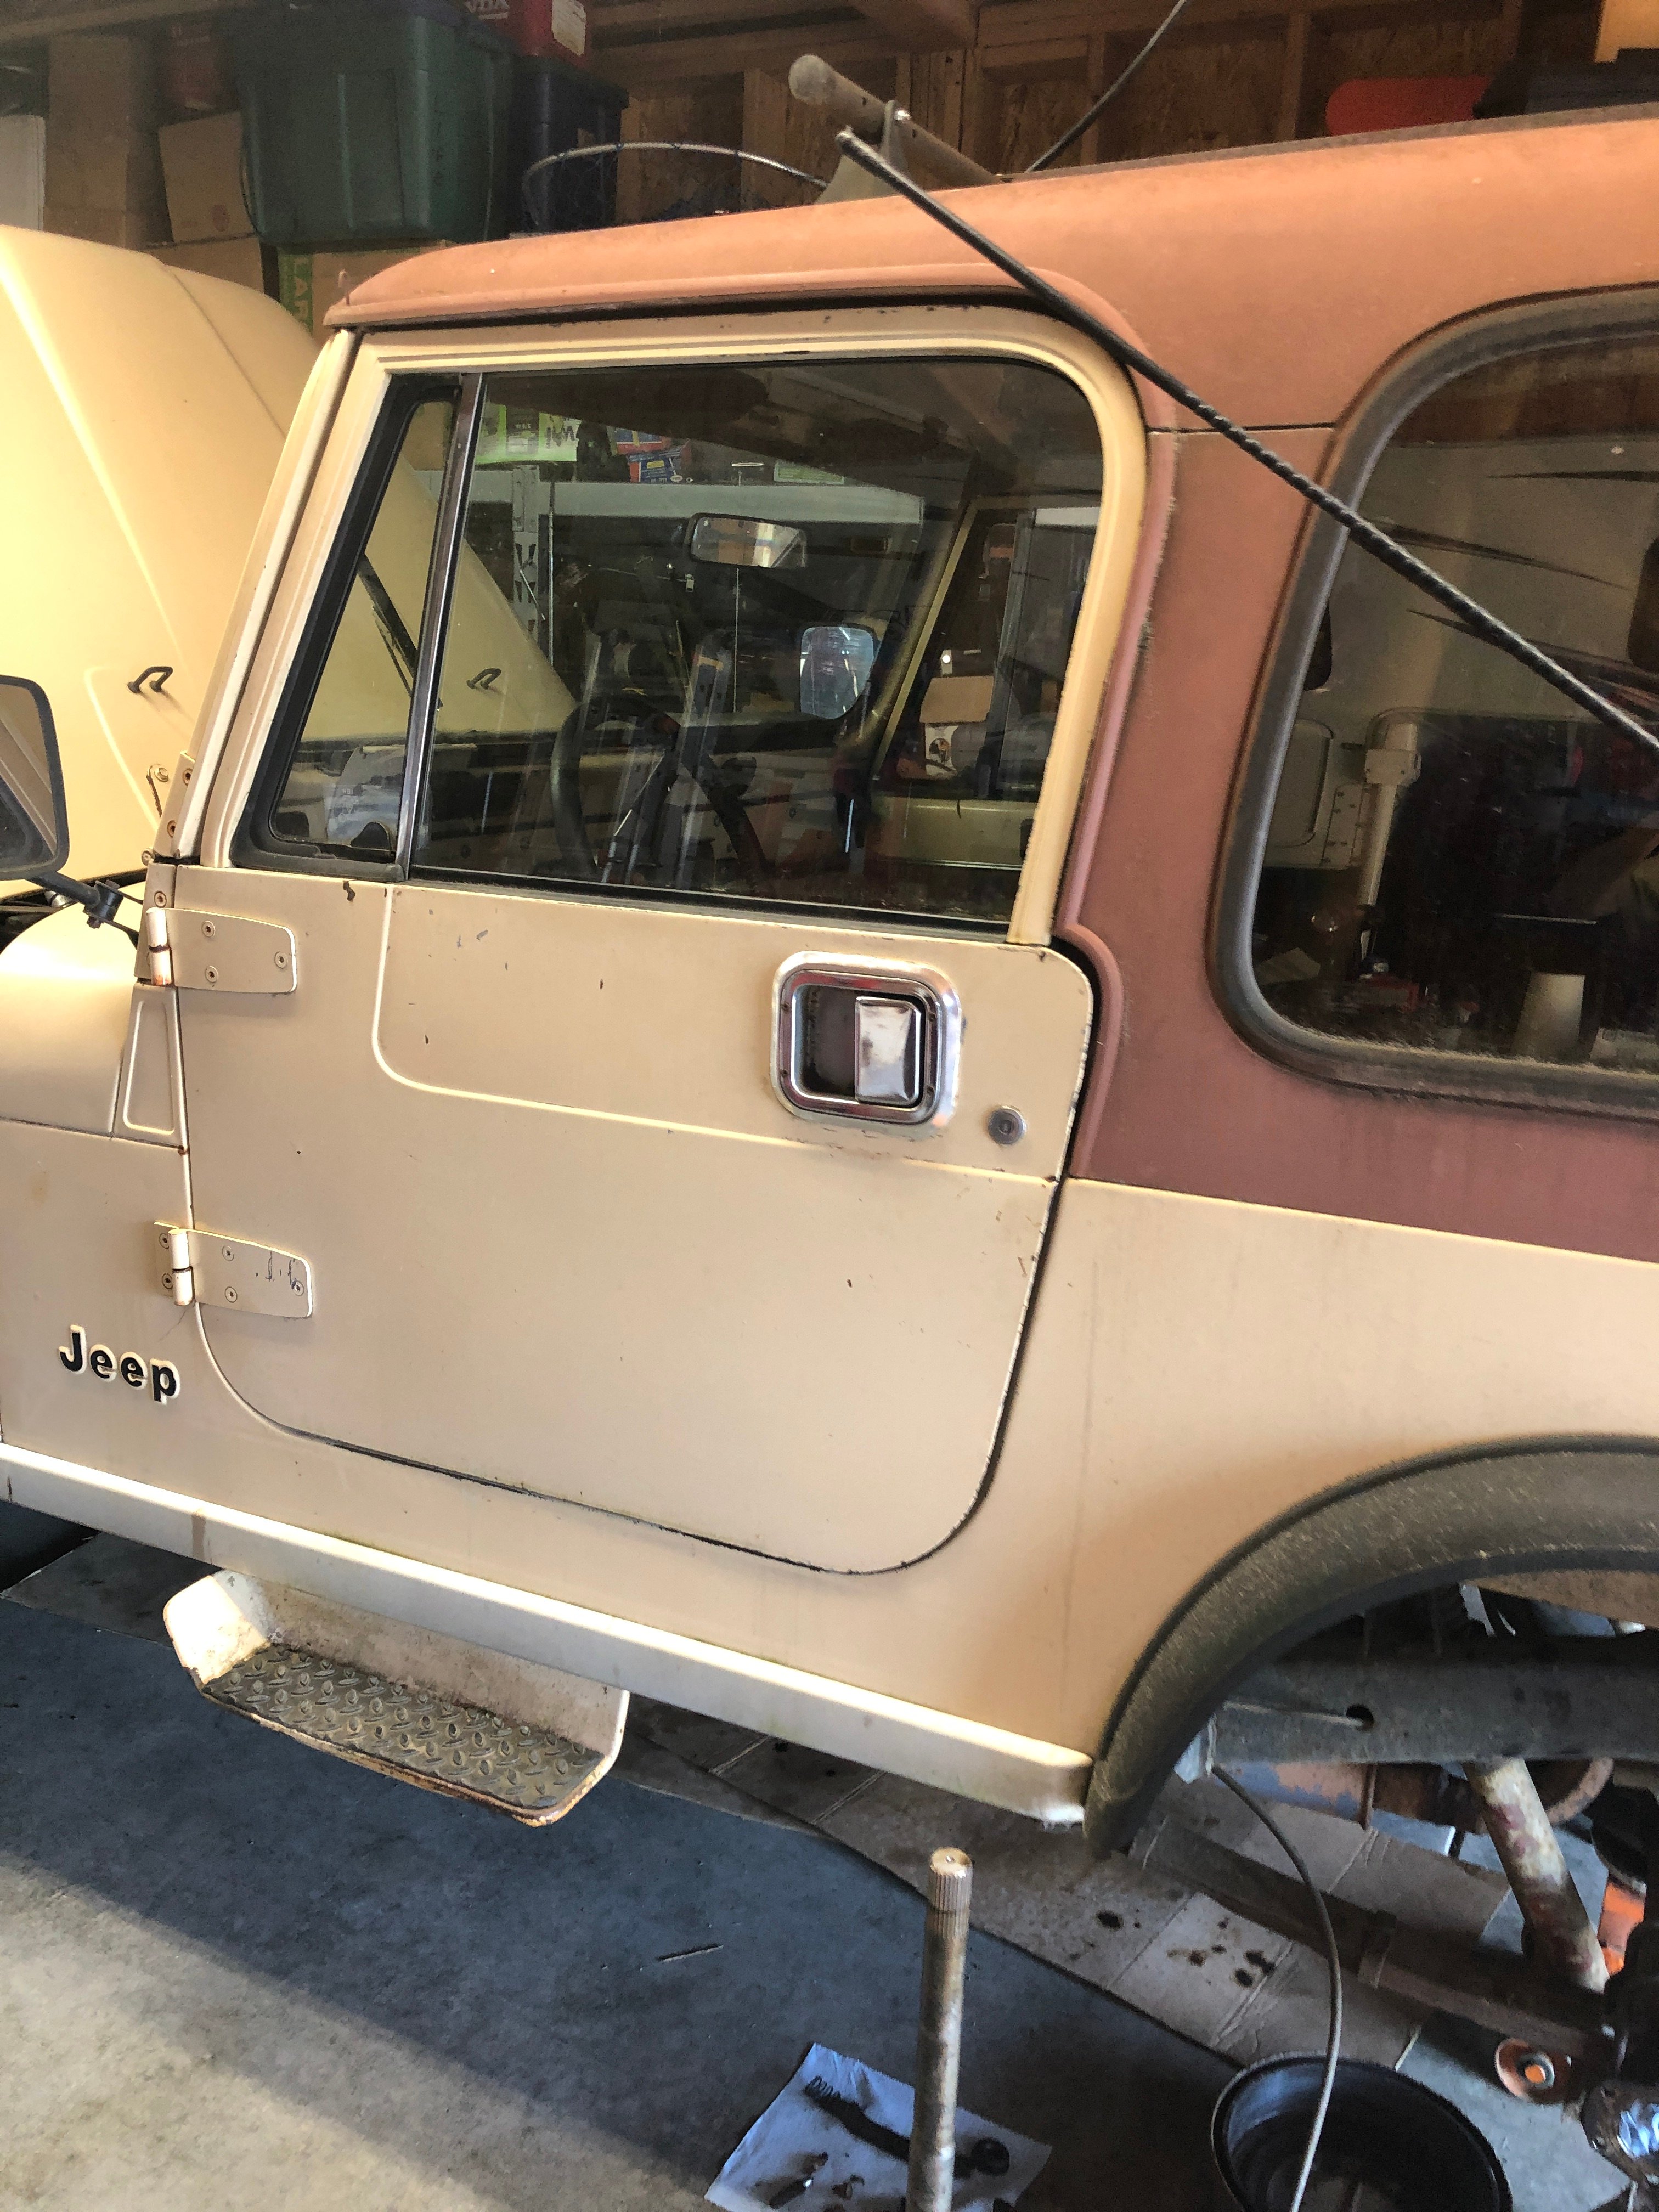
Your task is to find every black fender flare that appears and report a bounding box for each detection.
[1084,1437,1659,1854]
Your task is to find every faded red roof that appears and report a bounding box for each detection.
[330,110,1659,428]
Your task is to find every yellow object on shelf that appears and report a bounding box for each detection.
[1596,0,1659,58]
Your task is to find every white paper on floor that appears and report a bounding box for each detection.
[708,2042,1050,2212]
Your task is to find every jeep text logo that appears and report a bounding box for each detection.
[59,1325,179,1406]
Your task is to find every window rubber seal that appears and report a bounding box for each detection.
[1212,281,1659,1125]
[233,373,464,881]
[395,373,485,874]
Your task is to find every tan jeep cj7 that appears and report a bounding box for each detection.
[5,97,1659,2089]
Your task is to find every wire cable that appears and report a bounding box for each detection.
[831,127,1659,763]
[1028,0,1201,172]
[1215,1768,1343,2212]
[522,142,825,227]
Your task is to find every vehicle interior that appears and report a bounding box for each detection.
[253,353,1104,928]
[1250,336,1659,1073]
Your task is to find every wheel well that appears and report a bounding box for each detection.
[1084,1437,1659,1854]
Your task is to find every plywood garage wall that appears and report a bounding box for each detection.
[592,0,1601,195]
[0,0,1609,245]
[614,77,747,222]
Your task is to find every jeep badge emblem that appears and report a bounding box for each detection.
[59,1324,179,1406]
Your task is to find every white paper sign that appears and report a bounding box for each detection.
[708,2042,1050,2212]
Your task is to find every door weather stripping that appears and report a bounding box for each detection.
[145,905,296,993]
[157,1225,313,1316]
[397,371,487,873]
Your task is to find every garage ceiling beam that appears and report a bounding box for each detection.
[599,20,888,84]
[0,0,249,45]
[979,0,1505,44]
[598,0,851,35]
[843,0,977,51]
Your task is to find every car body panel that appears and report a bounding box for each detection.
[0,228,318,888]
[174,865,1091,1568]
[4,114,1659,1815]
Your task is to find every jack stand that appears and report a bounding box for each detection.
[907,1847,973,2212]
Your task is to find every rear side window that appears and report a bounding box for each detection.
[1248,335,1659,1080]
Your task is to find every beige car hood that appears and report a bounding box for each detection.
[0,225,318,889]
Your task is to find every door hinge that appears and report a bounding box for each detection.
[144,905,296,994]
[157,1226,313,1317]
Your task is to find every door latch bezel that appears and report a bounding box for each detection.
[772,953,961,1129]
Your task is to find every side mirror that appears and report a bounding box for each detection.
[690,514,806,572]
[0,676,69,878]
[799,624,877,720]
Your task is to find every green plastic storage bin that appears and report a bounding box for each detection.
[232,0,513,248]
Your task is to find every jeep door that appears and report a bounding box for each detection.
[170,310,1144,1572]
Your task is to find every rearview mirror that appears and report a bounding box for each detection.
[0,675,69,877]
[690,514,806,571]
[799,624,877,720]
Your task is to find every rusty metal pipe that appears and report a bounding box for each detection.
[1465,1758,1609,1994]
[907,1846,972,2212]
[1236,1757,1613,1835]
[1232,1759,1478,1830]
[788,55,993,189]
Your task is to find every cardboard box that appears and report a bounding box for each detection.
[462,0,589,65]
[0,114,45,229]
[548,0,590,65]
[48,31,152,134]
[276,243,447,337]
[150,238,273,296]
[160,111,250,244]
[44,33,166,249]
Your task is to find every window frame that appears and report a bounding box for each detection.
[234,372,466,882]
[1216,285,1659,1122]
[203,306,1147,949]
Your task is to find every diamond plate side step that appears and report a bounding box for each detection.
[162,1572,627,1825]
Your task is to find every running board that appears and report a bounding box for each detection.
[163,1571,627,1825]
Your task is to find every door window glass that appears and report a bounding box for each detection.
[1250,336,1659,1075]
[414,357,1103,924]
[254,392,456,861]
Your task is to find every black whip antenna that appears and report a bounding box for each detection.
[833,126,1659,761]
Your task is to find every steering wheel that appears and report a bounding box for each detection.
[548,687,771,886]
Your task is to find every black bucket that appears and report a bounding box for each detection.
[1211,2058,1512,2212]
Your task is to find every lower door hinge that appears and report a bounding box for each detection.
[157,1226,313,1317]
[144,905,296,994]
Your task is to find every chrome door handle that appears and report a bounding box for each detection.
[772,953,960,1128]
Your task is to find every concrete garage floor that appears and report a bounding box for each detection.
[0,1532,1629,2212]
[1,1599,1234,2211]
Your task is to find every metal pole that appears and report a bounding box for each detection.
[1465,1758,1609,1994]
[908,1846,973,2212]
[788,55,994,189]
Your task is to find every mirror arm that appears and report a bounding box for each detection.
[33,871,131,932]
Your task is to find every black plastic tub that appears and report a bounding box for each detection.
[1212,2058,1512,2212]
[233,0,514,247]
[514,53,628,233]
